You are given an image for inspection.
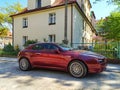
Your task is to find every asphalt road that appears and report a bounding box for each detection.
[0,57,120,90]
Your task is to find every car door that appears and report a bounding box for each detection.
[43,44,70,69]
[30,44,48,66]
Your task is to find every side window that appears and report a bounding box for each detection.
[44,44,58,50]
[32,44,44,50]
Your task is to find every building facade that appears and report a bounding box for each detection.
[11,0,96,49]
[0,32,12,48]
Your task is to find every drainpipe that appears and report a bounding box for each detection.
[64,0,68,44]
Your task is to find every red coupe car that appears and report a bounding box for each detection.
[18,43,107,78]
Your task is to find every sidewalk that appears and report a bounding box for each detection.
[106,64,120,73]
[0,57,17,62]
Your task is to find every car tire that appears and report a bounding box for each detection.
[19,58,31,71]
[68,60,87,78]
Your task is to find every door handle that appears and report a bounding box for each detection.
[35,53,41,55]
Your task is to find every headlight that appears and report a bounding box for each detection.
[98,59,104,63]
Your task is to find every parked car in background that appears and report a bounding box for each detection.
[18,43,107,78]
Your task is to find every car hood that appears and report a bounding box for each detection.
[80,51,106,59]
[66,50,105,59]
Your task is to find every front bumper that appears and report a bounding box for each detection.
[88,62,107,73]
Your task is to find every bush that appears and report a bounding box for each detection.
[0,43,20,57]
[24,40,37,47]
[3,43,14,52]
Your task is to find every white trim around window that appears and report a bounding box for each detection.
[23,18,28,28]
[49,13,56,25]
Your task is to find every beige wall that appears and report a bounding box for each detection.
[28,0,56,10]
[84,0,91,20]
[76,0,91,20]
[28,0,36,10]
[41,0,51,7]
[14,6,72,49]
[73,5,94,48]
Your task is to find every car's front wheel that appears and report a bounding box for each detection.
[19,58,31,71]
[68,60,87,78]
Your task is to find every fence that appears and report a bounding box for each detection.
[72,42,120,59]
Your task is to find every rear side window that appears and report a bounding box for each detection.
[44,44,58,50]
[32,44,44,50]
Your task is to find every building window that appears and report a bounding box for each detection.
[49,13,56,25]
[36,0,41,8]
[23,36,28,45]
[49,35,56,42]
[23,18,28,28]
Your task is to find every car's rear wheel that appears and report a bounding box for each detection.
[19,58,31,71]
[68,60,87,78]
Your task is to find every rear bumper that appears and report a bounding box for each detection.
[88,63,107,73]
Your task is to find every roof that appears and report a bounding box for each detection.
[10,0,76,17]
[52,0,76,6]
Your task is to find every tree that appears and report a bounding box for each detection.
[0,2,23,37]
[96,12,120,41]
[1,2,23,27]
[0,27,9,37]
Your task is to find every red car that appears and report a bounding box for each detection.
[18,43,107,78]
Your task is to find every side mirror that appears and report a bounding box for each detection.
[54,49,60,54]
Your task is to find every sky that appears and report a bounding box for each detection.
[0,0,117,20]
[90,0,117,19]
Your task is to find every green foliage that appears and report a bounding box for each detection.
[93,42,119,59]
[96,12,120,41]
[0,50,18,56]
[24,40,37,47]
[0,27,9,37]
[14,44,20,51]
[0,43,20,56]
[1,2,23,24]
[0,2,23,37]
[62,39,69,45]
[0,13,4,23]
[3,43,14,52]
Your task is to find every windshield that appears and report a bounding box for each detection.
[58,44,73,51]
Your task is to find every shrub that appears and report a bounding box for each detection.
[62,39,69,45]
[0,43,20,57]
[3,43,14,52]
[24,40,37,47]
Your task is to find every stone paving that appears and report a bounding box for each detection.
[0,57,120,90]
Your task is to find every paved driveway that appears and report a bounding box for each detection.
[0,57,120,90]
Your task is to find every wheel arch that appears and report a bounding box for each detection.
[67,59,88,72]
[19,57,29,62]
[19,57,32,67]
